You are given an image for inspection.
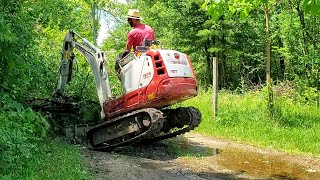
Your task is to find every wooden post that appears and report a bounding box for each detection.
[212,57,218,118]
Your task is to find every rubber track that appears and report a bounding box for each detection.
[87,108,165,151]
[87,107,201,151]
[137,107,202,144]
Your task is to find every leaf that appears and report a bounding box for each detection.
[244,8,250,16]
[240,11,249,19]
[303,0,320,15]
[209,47,222,53]
[217,6,225,15]
[211,11,221,20]
[6,58,15,71]
[201,2,208,10]
[229,6,237,14]
[207,4,216,16]
[196,29,212,37]
[309,3,320,15]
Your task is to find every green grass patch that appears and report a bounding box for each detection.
[179,89,320,156]
[1,139,92,180]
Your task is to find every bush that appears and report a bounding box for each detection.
[0,93,49,177]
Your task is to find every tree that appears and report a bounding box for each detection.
[202,0,277,109]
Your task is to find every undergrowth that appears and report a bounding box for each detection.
[180,87,320,156]
[0,93,91,179]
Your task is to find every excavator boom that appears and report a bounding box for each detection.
[55,30,112,118]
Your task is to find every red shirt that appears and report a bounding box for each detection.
[126,24,155,53]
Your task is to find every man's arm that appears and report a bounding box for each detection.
[126,45,132,52]
[126,33,133,52]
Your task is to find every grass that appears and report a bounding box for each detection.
[3,88,318,179]
[179,89,320,157]
[0,139,92,180]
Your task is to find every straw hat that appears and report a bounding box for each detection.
[127,9,142,20]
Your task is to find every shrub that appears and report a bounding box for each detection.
[0,93,49,177]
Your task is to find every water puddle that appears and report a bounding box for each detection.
[216,148,320,179]
[174,134,320,180]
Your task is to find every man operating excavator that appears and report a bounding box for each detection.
[125,9,155,54]
[115,9,156,77]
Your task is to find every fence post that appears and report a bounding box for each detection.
[212,57,218,118]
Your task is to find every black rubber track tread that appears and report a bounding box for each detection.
[87,108,165,151]
[136,106,201,144]
[87,107,201,151]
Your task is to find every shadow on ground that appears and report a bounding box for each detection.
[110,136,220,161]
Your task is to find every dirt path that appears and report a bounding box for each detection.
[81,133,320,180]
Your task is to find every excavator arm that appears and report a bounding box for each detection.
[55,30,113,118]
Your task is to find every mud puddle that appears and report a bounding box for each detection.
[183,133,320,179]
[82,133,320,180]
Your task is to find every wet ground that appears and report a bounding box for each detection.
[81,132,320,180]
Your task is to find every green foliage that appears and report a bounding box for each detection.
[1,139,91,179]
[21,140,91,180]
[303,0,320,15]
[0,94,91,179]
[0,93,49,177]
[1,0,320,177]
[0,16,17,43]
[0,0,35,87]
[273,95,320,128]
[181,89,320,155]
[202,0,255,20]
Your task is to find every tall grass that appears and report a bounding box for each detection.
[1,138,92,180]
[1,140,92,180]
[180,89,320,156]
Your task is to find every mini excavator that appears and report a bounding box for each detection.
[52,30,201,150]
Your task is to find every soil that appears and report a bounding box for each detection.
[81,132,320,180]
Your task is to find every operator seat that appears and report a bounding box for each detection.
[114,39,159,78]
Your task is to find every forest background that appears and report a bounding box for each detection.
[0,0,320,179]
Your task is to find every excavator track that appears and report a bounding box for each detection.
[139,106,201,144]
[87,108,165,150]
[86,106,201,151]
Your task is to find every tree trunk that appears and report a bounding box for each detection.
[220,15,227,89]
[265,6,271,86]
[204,41,213,86]
[264,4,274,111]
[296,5,309,54]
[279,38,286,80]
